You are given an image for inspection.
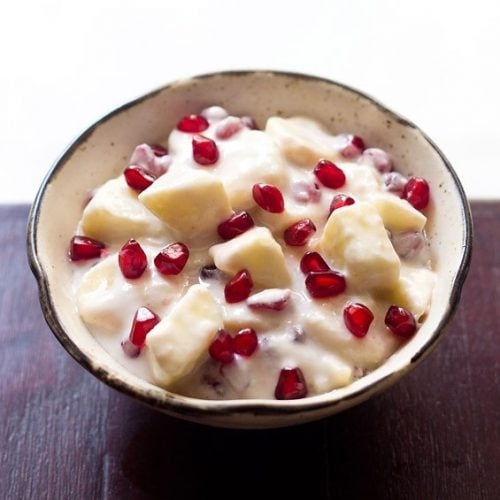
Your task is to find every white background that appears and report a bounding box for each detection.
[2,0,499,203]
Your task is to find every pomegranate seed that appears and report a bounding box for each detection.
[233,328,258,356]
[118,239,148,279]
[154,242,189,275]
[129,306,160,347]
[150,144,168,157]
[247,289,291,311]
[252,183,285,213]
[391,231,426,259]
[329,194,355,214]
[313,159,346,189]
[385,305,417,339]
[129,144,169,177]
[199,264,224,281]
[300,252,330,274]
[241,116,258,129]
[215,116,244,139]
[192,134,219,165]
[306,271,346,298]
[362,148,392,173]
[384,172,407,195]
[217,211,255,240]
[225,270,253,303]
[123,165,156,192]
[291,180,322,204]
[121,339,141,358]
[201,105,229,121]
[343,303,374,338]
[69,235,105,261]
[177,114,209,133]
[284,219,316,246]
[340,134,365,158]
[403,177,430,210]
[209,329,234,364]
[274,367,308,400]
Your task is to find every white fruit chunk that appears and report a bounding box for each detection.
[81,177,166,242]
[303,302,401,369]
[209,227,291,288]
[139,168,232,240]
[341,163,381,198]
[265,117,338,166]
[370,193,427,233]
[146,285,223,388]
[211,129,287,210]
[379,266,436,320]
[77,253,185,333]
[320,202,400,291]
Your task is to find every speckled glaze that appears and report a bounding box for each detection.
[27,71,472,429]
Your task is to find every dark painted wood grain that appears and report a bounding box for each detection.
[1,204,498,499]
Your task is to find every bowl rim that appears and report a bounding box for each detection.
[27,69,473,420]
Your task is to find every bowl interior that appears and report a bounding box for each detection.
[29,71,471,428]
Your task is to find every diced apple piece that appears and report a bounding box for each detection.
[379,266,435,320]
[212,130,287,210]
[265,117,338,166]
[341,163,381,198]
[320,202,400,291]
[139,168,232,239]
[370,193,427,233]
[81,177,166,242]
[146,285,223,388]
[209,227,291,288]
[303,303,401,369]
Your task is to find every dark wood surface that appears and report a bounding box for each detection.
[1,203,498,500]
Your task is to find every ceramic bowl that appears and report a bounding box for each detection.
[27,70,472,429]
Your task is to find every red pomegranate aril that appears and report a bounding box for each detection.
[247,288,291,311]
[402,177,430,210]
[129,306,160,347]
[209,329,234,364]
[340,134,365,158]
[241,116,258,129]
[384,171,407,195]
[217,211,255,240]
[329,194,355,214]
[123,165,156,192]
[121,339,141,358]
[343,303,374,338]
[385,305,417,339]
[69,235,105,261]
[225,270,253,303]
[274,367,308,400]
[300,252,330,274]
[154,242,189,275]
[233,328,258,357]
[150,143,168,157]
[177,114,209,133]
[252,183,285,213]
[215,116,244,139]
[306,271,346,298]
[291,180,322,204]
[362,148,392,173]
[313,159,346,189]
[284,219,316,246]
[119,239,148,279]
[192,134,219,165]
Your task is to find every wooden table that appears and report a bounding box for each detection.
[1,204,498,499]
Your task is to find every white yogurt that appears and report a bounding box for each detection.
[70,109,435,400]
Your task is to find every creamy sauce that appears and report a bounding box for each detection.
[71,108,435,400]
